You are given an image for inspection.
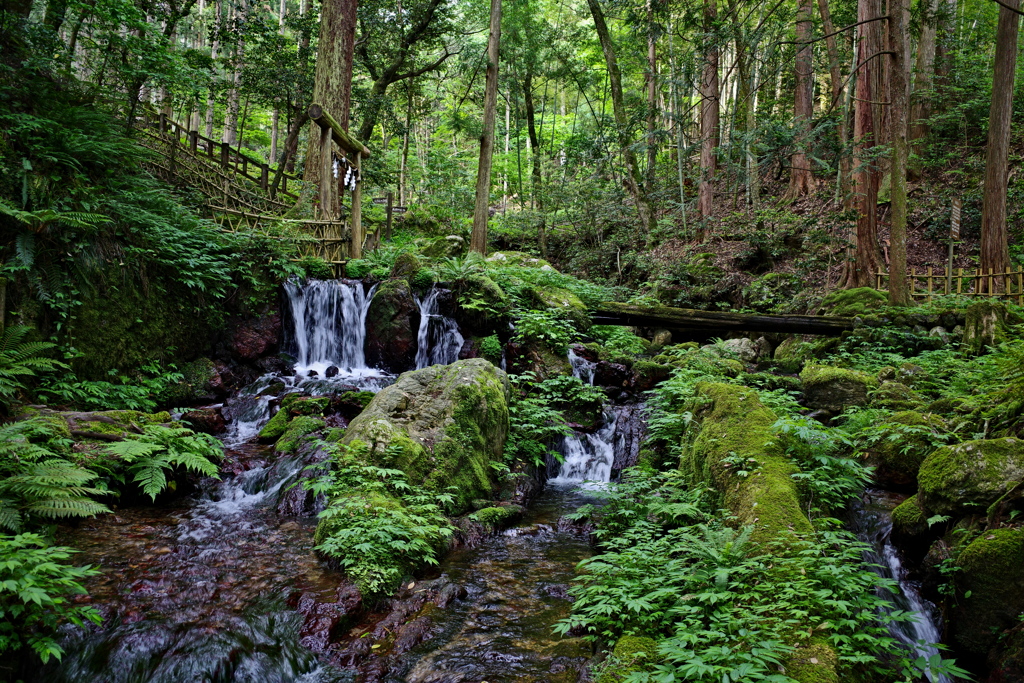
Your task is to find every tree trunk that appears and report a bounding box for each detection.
[303,0,359,196]
[844,0,883,288]
[587,0,653,233]
[697,0,719,229]
[816,0,849,201]
[888,0,911,305]
[221,0,246,145]
[400,82,413,206]
[470,0,501,255]
[786,0,817,199]
[908,0,937,176]
[646,0,658,193]
[980,0,1019,291]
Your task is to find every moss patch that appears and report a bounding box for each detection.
[680,382,813,545]
[869,381,925,411]
[891,496,928,538]
[275,415,324,454]
[596,635,661,683]
[865,411,946,489]
[469,505,524,530]
[954,528,1024,655]
[917,437,1024,516]
[819,287,887,317]
[800,364,877,413]
[783,640,840,683]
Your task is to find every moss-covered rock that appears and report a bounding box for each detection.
[865,411,947,490]
[869,381,925,411]
[390,251,423,279]
[953,528,1024,655]
[773,337,813,372]
[917,437,1024,516]
[290,396,330,416]
[681,383,813,544]
[891,496,929,539]
[420,235,468,258]
[469,504,524,530]
[596,635,661,683]
[365,278,419,373]
[630,361,672,391]
[276,415,324,454]
[962,300,1010,356]
[800,364,877,413]
[527,285,590,330]
[338,359,509,512]
[783,640,840,683]
[486,251,552,268]
[456,274,509,335]
[819,287,887,317]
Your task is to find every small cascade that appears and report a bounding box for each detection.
[549,412,618,488]
[283,279,377,376]
[568,348,597,385]
[414,287,464,369]
[220,374,281,446]
[854,490,951,683]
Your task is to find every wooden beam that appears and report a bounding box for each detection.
[307,103,371,157]
[591,302,856,336]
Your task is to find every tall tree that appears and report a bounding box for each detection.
[785,0,816,199]
[696,0,719,230]
[888,0,911,305]
[908,0,937,177]
[587,0,654,233]
[844,0,883,288]
[303,0,359,196]
[470,0,502,255]
[979,0,1020,290]
[816,0,849,202]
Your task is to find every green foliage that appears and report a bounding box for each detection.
[0,326,66,411]
[0,421,110,532]
[512,309,578,353]
[102,425,222,501]
[0,533,102,664]
[502,373,574,468]
[479,334,503,361]
[305,442,455,598]
[591,325,648,355]
[558,472,965,683]
[36,360,183,412]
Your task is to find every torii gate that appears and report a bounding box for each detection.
[307,103,371,259]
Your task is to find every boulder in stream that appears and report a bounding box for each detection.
[917,437,1024,516]
[365,278,419,373]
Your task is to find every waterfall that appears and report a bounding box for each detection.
[283,279,377,376]
[415,288,464,369]
[568,348,597,385]
[549,412,618,488]
[855,491,951,683]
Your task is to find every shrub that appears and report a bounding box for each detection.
[102,424,223,501]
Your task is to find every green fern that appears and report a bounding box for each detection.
[103,425,222,501]
[0,325,67,409]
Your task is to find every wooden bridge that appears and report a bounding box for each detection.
[591,302,856,336]
[135,106,371,268]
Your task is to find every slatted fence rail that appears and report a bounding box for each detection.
[874,267,1024,304]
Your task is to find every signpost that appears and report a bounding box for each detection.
[372,197,388,205]
[392,206,407,214]
[948,198,962,294]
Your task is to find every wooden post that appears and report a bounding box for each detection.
[220,142,230,170]
[385,190,394,242]
[189,130,198,154]
[927,266,934,299]
[260,164,269,191]
[318,123,333,220]
[159,112,167,134]
[351,152,363,259]
[957,268,963,294]
[989,267,995,296]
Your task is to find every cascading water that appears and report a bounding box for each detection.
[567,348,597,385]
[283,279,377,377]
[414,287,464,369]
[548,413,618,487]
[854,490,951,683]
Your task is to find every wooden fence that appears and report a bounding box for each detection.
[211,207,351,265]
[874,267,1024,304]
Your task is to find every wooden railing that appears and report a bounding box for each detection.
[135,110,302,201]
[210,207,351,265]
[874,267,1024,304]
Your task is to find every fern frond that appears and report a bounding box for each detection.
[23,497,111,518]
[127,459,167,502]
[0,498,23,532]
[103,439,163,461]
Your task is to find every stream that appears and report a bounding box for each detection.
[37,278,951,682]
[39,279,607,683]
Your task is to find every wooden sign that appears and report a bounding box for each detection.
[951,198,962,240]
[372,197,388,205]
[392,206,408,214]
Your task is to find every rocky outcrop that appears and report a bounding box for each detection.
[365,278,420,373]
[863,411,946,490]
[952,528,1024,655]
[231,313,282,360]
[962,300,1012,356]
[800,364,876,414]
[917,437,1024,516]
[338,358,510,512]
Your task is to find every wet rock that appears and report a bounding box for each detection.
[181,408,226,435]
[594,361,629,388]
[630,361,672,391]
[325,365,339,378]
[296,584,362,655]
[276,447,330,516]
[307,369,318,377]
[918,437,1024,516]
[365,278,420,373]
[256,355,292,375]
[952,528,1024,655]
[611,404,648,471]
[231,314,281,361]
[393,616,436,654]
[569,343,600,363]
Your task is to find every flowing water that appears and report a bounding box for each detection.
[414,288,464,370]
[852,489,951,683]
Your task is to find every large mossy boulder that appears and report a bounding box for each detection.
[526,285,590,330]
[819,287,887,317]
[420,235,468,258]
[338,358,510,512]
[864,411,946,490]
[596,636,661,683]
[953,528,1024,655]
[365,278,419,372]
[869,381,925,411]
[800,364,876,413]
[962,300,1012,356]
[917,437,1024,516]
[682,383,813,544]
